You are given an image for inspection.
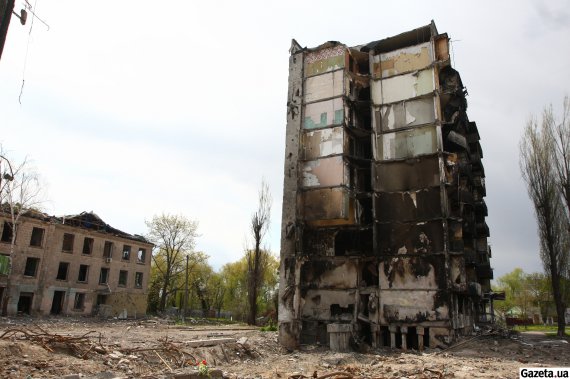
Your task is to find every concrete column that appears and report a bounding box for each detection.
[371,324,380,348]
[417,326,425,351]
[400,326,408,350]
[388,325,398,348]
[278,39,304,350]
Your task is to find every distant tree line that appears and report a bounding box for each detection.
[145,180,278,325]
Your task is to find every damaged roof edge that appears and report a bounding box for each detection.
[362,21,437,53]
[56,211,151,244]
[0,206,151,244]
[291,20,438,56]
[290,39,347,55]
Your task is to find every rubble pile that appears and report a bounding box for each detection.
[0,318,567,379]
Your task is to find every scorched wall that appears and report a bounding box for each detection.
[279,21,492,351]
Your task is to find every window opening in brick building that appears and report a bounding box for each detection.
[17,292,34,314]
[77,264,89,282]
[73,293,85,310]
[103,241,113,258]
[62,233,74,252]
[137,248,146,263]
[99,267,109,284]
[82,237,94,255]
[118,270,128,286]
[56,262,69,280]
[1,221,13,243]
[135,272,143,288]
[24,257,40,277]
[30,227,44,247]
[122,245,131,260]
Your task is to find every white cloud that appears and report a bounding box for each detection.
[2,0,569,276]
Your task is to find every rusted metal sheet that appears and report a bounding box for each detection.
[301,187,350,221]
[305,70,344,103]
[376,220,445,255]
[371,68,435,105]
[302,156,348,188]
[377,124,439,160]
[374,188,443,222]
[375,97,436,132]
[304,98,344,129]
[304,45,346,77]
[372,42,432,79]
[373,156,440,192]
[302,126,345,159]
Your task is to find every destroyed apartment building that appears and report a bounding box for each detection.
[0,210,153,317]
[279,21,492,351]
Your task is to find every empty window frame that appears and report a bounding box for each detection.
[77,264,89,282]
[1,221,13,243]
[118,270,128,286]
[30,227,44,247]
[56,262,69,280]
[122,245,131,261]
[24,257,40,277]
[135,272,143,288]
[103,241,113,258]
[62,233,75,253]
[82,237,94,255]
[73,293,85,310]
[99,267,110,284]
[137,248,146,263]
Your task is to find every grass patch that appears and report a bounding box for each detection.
[513,324,570,337]
[260,324,277,332]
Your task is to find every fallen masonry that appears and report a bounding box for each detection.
[0,318,568,378]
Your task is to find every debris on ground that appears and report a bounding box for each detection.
[0,317,567,378]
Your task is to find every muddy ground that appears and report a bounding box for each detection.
[0,317,567,379]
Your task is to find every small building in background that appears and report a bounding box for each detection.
[0,210,152,318]
[279,21,492,351]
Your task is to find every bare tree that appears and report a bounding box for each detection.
[520,102,569,337]
[146,213,200,312]
[0,151,45,315]
[4,159,43,254]
[551,96,570,224]
[247,179,272,325]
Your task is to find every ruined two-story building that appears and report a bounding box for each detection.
[279,22,492,351]
[0,210,153,317]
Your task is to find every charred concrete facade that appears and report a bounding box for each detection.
[0,211,153,317]
[279,22,492,351]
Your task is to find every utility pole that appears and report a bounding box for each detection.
[0,0,15,60]
[183,254,189,323]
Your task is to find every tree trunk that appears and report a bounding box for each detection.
[159,272,169,312]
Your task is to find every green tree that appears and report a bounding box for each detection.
[220,252,278,322]
[494,268,529,320]
[145,214,201,312]
[220,259,249,321]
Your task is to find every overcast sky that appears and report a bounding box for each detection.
[1,0,569,278]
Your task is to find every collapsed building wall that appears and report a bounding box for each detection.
[279,21,492,351]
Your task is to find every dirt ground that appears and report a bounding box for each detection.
[0,317,567,379]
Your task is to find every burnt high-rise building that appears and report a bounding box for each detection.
[279,22,492,351]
